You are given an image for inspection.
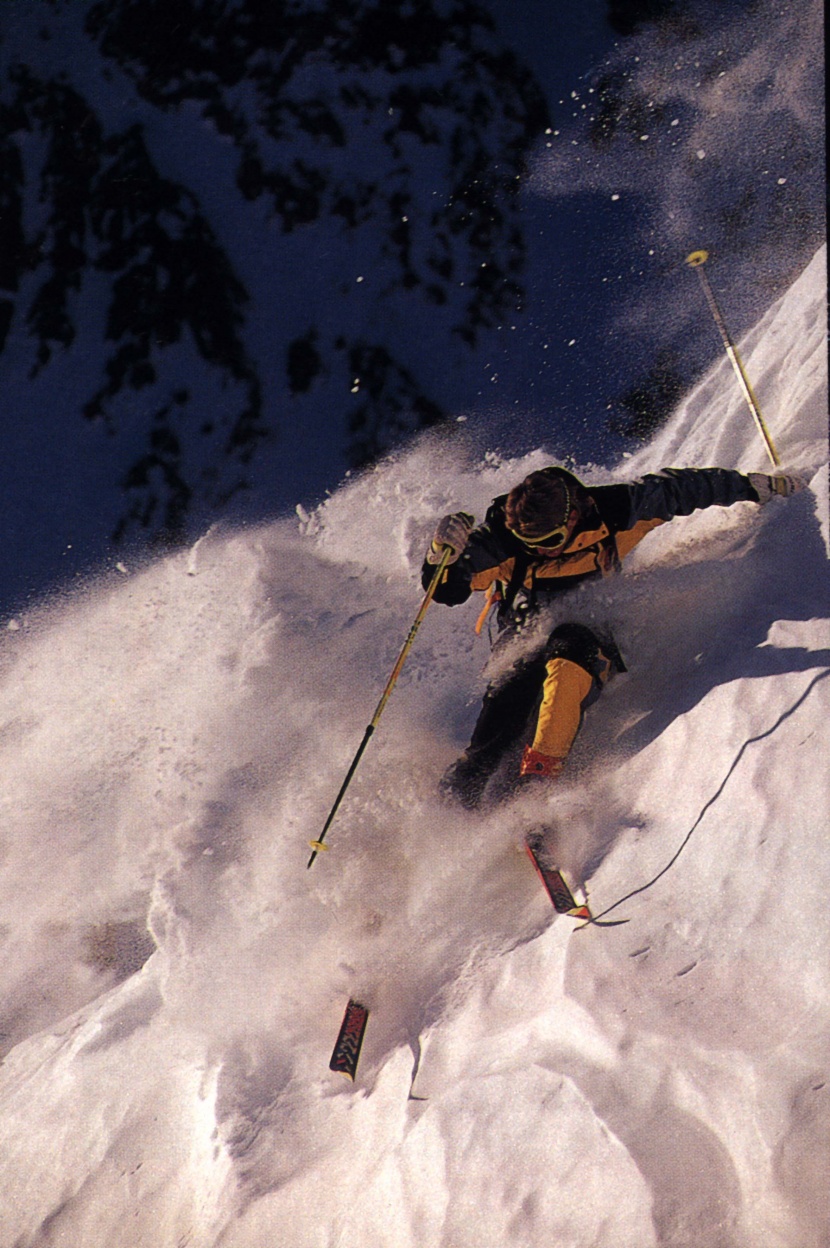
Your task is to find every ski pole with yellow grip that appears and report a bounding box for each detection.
[307,544,454,868]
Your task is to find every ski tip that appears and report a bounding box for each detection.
[567,905,592,920]
[686,248,709,267]
[329,1000,369,1081]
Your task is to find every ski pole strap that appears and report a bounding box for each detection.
[686,250,781,467]
[474,584,501,636]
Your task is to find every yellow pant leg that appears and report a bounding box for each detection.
[532,657,594,760]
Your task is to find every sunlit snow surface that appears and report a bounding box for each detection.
[0,248,827,1246]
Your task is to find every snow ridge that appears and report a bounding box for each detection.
[0,247,827,1246]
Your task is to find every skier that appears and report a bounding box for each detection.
[423,465,807,808]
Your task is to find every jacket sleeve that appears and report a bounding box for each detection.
[600,468,761,532]
[420,551,474,604]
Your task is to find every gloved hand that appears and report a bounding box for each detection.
[426,511,475,564]
[748,472,809,504]
[519,745,565,780]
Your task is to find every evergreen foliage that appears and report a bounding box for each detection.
[0,0,548,545]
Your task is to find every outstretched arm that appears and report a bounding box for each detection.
[603,467,806,530]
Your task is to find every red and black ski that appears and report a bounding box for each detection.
[329,999,369,1080]
[525,831,592,920]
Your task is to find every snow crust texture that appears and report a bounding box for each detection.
[0,247,827,1246]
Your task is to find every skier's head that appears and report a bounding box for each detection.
[505,467,585,551]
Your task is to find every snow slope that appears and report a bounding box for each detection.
[0,246,826,1247]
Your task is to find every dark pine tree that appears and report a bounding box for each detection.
[0,0,549,546]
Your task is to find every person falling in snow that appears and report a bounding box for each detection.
[423,464,807,809]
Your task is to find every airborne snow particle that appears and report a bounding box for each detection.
[696,149,706,159]
[611,193,620,201]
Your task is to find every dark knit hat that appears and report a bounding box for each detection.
[505,468,583,539]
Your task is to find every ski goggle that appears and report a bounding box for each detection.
[507,483,572,549]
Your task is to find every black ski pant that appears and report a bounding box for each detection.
[462,622,615,778]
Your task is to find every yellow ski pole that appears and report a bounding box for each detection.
[307,545,454,868]
[686,250,781,467]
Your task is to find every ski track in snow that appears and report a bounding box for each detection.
[0,248,827,1247]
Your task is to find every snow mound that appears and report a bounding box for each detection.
[0,247,826,1247]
